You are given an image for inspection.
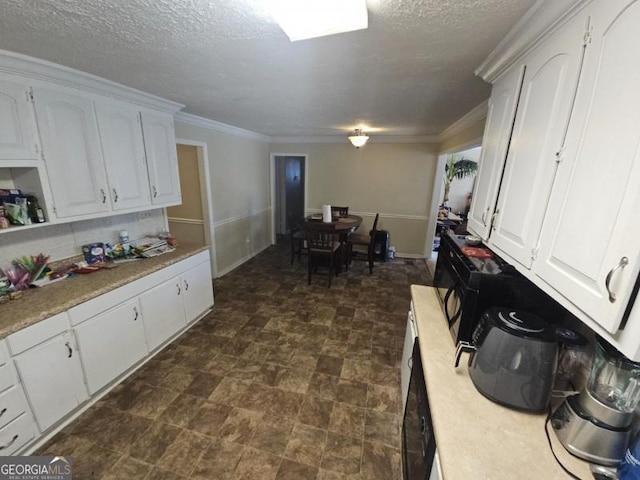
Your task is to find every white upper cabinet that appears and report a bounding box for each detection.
[95,101,151,210]
[141,111,181,207]
[32,87,109,218]
[467,65,525,240]
[0,80,38,161]
[488,11,587,268]
[535,0,640,334]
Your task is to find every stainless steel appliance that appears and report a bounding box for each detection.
[551,337,640,466]
[455,307,559,412]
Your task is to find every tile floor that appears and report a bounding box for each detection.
[38,244,432,479]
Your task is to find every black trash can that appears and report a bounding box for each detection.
[373,230,390,262]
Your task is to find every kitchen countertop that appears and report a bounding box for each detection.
[410,285,593,480]
[0,244,209,338]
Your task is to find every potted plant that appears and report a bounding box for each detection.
[443,155,478,205]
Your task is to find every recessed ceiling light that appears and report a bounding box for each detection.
[261,0,368,42]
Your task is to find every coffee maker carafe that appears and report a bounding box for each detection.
[551,336,640,466]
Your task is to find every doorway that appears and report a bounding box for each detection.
[170,140,217,277]
[425,145,482,272]
[271,154,307,244]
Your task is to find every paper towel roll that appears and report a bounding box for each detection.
[322,205,332,223]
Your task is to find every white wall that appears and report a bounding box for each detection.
[269,141,439,257]
[174,119,271,276]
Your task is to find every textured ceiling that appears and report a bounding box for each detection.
[0,0,536,137]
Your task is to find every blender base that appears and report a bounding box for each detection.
[551,396,630,467]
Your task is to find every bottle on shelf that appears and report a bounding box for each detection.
[26,195,45,224]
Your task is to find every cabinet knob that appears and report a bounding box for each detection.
[65,341,73,358]
[184,279,189,291]
[100,189,106,204]
[153,186,158,198]
[113,188,118,203]
[0,408,7,418]
[0,434,18,451]
[133,306,139,321]
[605,256,629,303]
[177,283,181,295]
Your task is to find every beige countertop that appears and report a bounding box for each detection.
[410,285,593,480]
[0,244,209,338]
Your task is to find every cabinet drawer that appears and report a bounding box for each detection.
[0,414,35,456]
[7,313,70,355]
[0,364,15,393]
[0,387,28,429]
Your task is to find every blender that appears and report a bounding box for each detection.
[551,336,640,466]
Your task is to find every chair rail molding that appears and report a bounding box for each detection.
[213,207,272,228]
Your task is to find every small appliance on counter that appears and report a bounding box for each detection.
[455,307,559,412]
[551,336,640,466]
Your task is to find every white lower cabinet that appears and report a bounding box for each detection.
[182,261,215,324]
[9,317,88,433]
[139,277,187,352]
[74,298,148,395]
[1,251,212,454]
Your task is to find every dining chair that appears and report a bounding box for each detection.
[347,213,379,274]
[330,206,349,218]
[289,215,307,265]
[305,221,341,287]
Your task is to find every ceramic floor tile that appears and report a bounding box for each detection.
[321,432,363,475]
[275,459,319,480]
[128,421,182,464]
[36,246,430,478]
[191,437,245,479]
[232,447,282,480]
[284,423,328,467]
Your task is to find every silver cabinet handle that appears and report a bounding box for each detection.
[133,306,139,321]
[65,341,73,358]
[491,208,500,231]
[605,257,629,303]
[100,188,106,204]
[0,408,7,418]
[184,279,189,291]
[481,208,487,226]
[153,186,158,198]
[177,283,181,295]
[112,188,118,203]
[0,434,18,451]
[407,357,413,369]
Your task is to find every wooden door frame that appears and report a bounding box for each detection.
[269,153,308,245]
[175,138,218,278]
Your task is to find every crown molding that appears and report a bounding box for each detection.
[175,112,271,142]
[438,100,489,142]
[270,134,439,144]
[0,49,184,113]
[476,0,588,82]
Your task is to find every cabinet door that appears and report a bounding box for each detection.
[13,332,88,432]
[488,13,587,268]
[32,87,109,218]
[181,261,214,324]
[401,310,417,415]
[139,277,186,352]
[536,0,640,333]
[74,298,148,395]
[467,65,525,239]
[95,101,151,210]
[0,80,38,161]
[141,111,181,206]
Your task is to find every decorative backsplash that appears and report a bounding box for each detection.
[0,209,166,269]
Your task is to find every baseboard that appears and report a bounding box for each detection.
[216,244,271,277]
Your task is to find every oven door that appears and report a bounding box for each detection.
[402,340,436,480]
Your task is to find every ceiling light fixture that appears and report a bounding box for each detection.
[348,129,369,148]
[262,0,368,42]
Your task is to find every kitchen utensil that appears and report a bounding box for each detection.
[551,336,640,466]
[455,307,559,412]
